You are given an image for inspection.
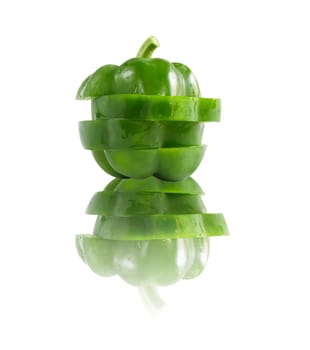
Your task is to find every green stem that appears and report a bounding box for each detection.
[136,36,160,58]
[138,286,168,317]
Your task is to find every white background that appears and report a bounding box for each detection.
[1,0,310,349]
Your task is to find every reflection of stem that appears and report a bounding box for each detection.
[138,286,168,317]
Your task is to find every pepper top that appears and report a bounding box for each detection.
[76,36,201,99]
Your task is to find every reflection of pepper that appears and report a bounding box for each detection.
[88,177,228,238]
[76,36,221,179]
[104,176,204,194]
[93,213,227,240]
[86,177,228,239]
[76,235,209,286]
[87,192,206,215]
[76,177,228,285]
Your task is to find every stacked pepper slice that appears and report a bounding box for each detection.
[76,177,228,286]
[77,36,221,180]
[76,36,228,287]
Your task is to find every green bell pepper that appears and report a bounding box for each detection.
[76,234,209,286]
[94,145,206,180]
[91,94,221,122]
[75,37,229,291]
[76,36,221,180]
[76,36,200,99]
[103,176,204,194]
[86,192,206,216]
[93,213,229,240]
[91,151,122,178]
[87,176,206,215]
[79,119,204,150]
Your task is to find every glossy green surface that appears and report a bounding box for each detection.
[91,94,221,122]
[76,37,200,99]
[103,176,204,194]
[76,234,116,276]
[93,213,229,240]
[79,119,204,150]
[92,150,122,177]
[75,38,229,288]
[76,234,209,286]
[86,192,206,216]
[93,145,206,180]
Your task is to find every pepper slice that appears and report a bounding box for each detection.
[86,192,206,216]
[93,213,229,240]
[95,145,206,180]
[91,94,221,122]
[76,234,116,276]
[103,176,204,194]
[76,235,209,286]
[79,119,204,150]
[92,150,122,177]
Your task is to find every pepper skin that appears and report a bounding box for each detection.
[87,176,206,215]
[75,38,229,289]
[93,145,206,180]
[103,176,204,194]
[76,36,221,180]
[76,36,200,99]
[79,119,204,150]
[86,192,206,216]
[76,235,209,286]
[91,94,221,122]
[93,213,229,240]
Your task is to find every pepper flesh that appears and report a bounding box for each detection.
[91,94,221,122]
[79,119,204,150]
[86,192,206,215]
[103,176,204,194]
[93,145,206,180]
[76,234,209,286]
[93,213,229,240]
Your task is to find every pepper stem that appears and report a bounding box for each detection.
[138,286,168,317]
[136,36,160,58]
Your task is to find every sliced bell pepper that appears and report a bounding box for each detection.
[86,192,206,216]
[91,94,221,122]
[93,213,229,240]
[76,234,209,286]
[79,119,204,150]
[103,176,204,194]
[75,37,229,290]
[76,234,116,277]
[91,150,123,178]
[94,145,206,180]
